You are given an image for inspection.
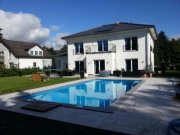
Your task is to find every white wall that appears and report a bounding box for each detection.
[66,29,155,74]
[28,46,43,56]
[0,43,18,68]
[19,58,52,69]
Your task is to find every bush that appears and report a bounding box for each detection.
[0,67,41,77]
[113,70,121,77]
[57,71,63,77]
[44,70,50,76]
[176,63,180,71]
[160,62,169,74]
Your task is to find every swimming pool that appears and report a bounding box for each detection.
[23,79,140,108]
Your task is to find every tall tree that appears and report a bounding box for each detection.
[154,31,169,65]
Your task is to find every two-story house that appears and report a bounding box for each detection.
[0,36,52,69]
[62,22,157,75]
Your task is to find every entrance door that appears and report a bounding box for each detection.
[75,61,84,73]
[94,60,105,74]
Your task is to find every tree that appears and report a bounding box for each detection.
[154,31,170,65]
[59,45,67,54]
[42,46,57,55]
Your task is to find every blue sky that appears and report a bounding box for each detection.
[0,0,180,47]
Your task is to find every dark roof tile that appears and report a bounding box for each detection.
[0,39,51,58]
[62,22,157,39]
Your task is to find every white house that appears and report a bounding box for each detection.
[62,22,157,75]
[0,37,52,69]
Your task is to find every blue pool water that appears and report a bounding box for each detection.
[23,79,140,108]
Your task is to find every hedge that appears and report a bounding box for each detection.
[0,67,41,77]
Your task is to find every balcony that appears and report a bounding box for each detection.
[85,44,116,54]
[0,56,4,62]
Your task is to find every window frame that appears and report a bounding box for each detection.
[35,51,38,56]
[30,51,33,55]
[74,42,84,54]
[33,62,36,67]
[125,59,138,72]
[39,51,42,56]
[124,37,138,51]
[97,39,108,52]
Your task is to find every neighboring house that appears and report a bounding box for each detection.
[0,37,52,69]
[54,52,67,70]
[62,22,157,75]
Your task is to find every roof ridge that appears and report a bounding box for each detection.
[3,39,38,46]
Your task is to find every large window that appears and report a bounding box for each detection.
[75,61,84,73]
[125,37,138,51]
[98,40,108,52]
[74,42,83,54]
[126,59,138,72]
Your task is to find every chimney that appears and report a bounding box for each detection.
[0,28,3,40]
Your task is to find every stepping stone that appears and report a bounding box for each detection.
[21,101,61,112]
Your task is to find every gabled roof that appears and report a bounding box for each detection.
[62,22,157,40]
[0,39,51,58]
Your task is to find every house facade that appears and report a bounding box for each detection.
[63,22,157,75]
[0,38,52,69]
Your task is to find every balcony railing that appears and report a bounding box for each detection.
[0,56,4,62]
[85,44,116,54]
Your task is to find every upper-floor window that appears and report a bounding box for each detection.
[98,40,108,52]
[39,51,42,56]
[30,51,33,55]
[74,42,83,54]
[35,51,38,55]
[125,37,138,51]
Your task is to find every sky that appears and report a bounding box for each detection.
[0,0,180,49]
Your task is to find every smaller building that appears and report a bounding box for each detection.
[0,37,52,69]
[54,52,67,70]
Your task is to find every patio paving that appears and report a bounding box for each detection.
[0,77,179,135]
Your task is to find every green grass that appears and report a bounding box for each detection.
[0,76,81,95]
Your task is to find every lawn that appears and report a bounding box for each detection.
[0,76,81,95]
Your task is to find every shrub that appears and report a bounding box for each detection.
[0,67,41,77]
[113,69,121,77]
[176,63,180,71]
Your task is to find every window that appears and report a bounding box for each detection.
[9,62,14,68]
[33,62,36,67]
[98,40,108,52]
[75,61,84,73]
[125,37,138,51]
[30,51,33,55]
[35,51,38,55]
[0,51,4,57]
[126,59,138,72]
[39,51,42,56]
[74,42,83,54]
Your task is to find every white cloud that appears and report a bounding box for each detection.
[49,24,64,31]
[0,10,50,43]
[46,32,68,49]
[170,34,180,40]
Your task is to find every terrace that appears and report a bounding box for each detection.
[0,77,179,135]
